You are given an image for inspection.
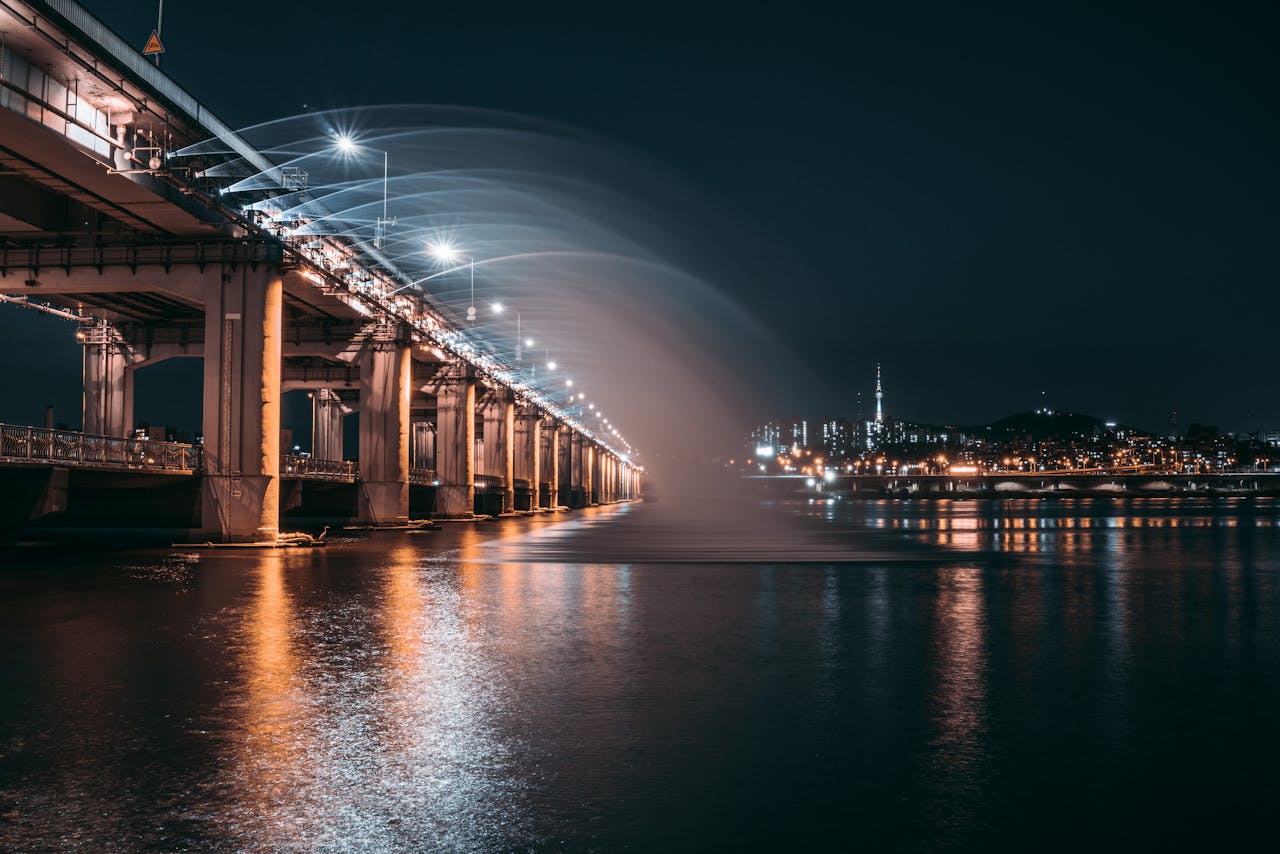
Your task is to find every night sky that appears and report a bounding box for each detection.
[4,1,1277,439]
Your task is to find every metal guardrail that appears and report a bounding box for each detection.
[474,474,503,490]
[0,425,546,488]
[0,423,200,472]
[281,454,357,482]
[0,239,283,277]
[409,467,437,485]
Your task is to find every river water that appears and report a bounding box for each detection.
[2,481,1279,851]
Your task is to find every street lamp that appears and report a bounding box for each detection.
[426,242,476,323]
[334,135,395,249]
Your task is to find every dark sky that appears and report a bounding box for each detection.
[7,1,1278,437]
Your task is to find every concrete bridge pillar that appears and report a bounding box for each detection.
[434,361,475,518]
[596,448,606,503]
[514,404,541,511]
[569,431,585,508]
[200,266,283,542]
[412,421,435,471]
[541,417,560,509]
[357,331,411,525]
[80,322,135,438]
[584,442,597,505]
[313,389,345,461]
[558,428,573,507]
[482,387,515,514]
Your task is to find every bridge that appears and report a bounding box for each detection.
[751,472,1280,498]
[0,0,641,541]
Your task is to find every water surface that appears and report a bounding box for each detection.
[2,487,1279,851]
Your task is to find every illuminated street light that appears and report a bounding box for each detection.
[426,242,477,322]
[334,135,394,249]
[425,241,461,264]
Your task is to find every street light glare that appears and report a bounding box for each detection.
[491,302,504,314]
[547,361,557,370]
[426,241,461,264]
[524,338,534,347]
[335,134,357,153]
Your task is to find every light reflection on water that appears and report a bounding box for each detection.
[215,541,528,851]
[1,492,1280,850]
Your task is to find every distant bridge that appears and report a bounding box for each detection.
[751,473,1280,498]
[0,1,640,540]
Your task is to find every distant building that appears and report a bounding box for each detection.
[748,422,782,457]
[785,417,809,452]
[820,418,853,459]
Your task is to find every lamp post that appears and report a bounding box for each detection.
[425,242,478,323]
[335,135,395,249]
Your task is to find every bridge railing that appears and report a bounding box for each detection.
[0,423,201,473]
[409,467,437,485]
[281,454,357,481]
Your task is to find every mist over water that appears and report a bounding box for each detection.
[179,106,827,470]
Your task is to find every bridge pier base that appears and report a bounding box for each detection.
[434,362,475,518]
[199,267,283,542]
[357,333,410,525]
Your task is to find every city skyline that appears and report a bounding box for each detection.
[751,362,1274,440]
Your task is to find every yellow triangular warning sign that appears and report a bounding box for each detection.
[142,31,164,55]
